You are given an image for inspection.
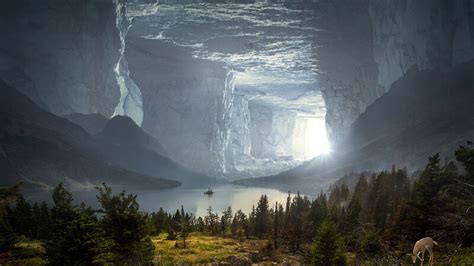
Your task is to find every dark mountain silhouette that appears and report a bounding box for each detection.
[0,79,180,190]
[94,115,217,188]
[97,115,167,156]
[63,113,109,135]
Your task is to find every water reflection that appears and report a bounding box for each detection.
[24,185,297,217]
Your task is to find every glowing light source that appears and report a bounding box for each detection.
[292,115,330,160]
[305,117,330,157]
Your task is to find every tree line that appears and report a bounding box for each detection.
[1,142,473,264]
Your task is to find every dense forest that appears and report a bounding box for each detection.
[1,142,473,264]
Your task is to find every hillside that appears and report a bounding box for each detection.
[0,79,180,190]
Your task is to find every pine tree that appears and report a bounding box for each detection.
[48,206,115,265]
[307,219,346,265]
[46,183,81,264]
[221,206,233,236]
[151,207,169,234]
[204,206,219,235]
[97,184,154,264]
[0,183,21,253]
[231,209,248,238]
[8,195,33,238]
[248,205,256,237]
[255,195,271,239]
[310,192,328,237]
[178,206,191,248]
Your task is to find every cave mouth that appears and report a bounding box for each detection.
[127,1,326,177]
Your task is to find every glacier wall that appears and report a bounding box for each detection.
[125,38,235,176]
[248,101,296,160]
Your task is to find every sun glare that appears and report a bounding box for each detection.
[292,115,330,160]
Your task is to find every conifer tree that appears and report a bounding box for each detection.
[255,195,270,238]
[307,219,346,265]
[221,206,233,235]
[8,195,33,238]
[97,184,154,264]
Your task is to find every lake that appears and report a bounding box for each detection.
[24,184,296,217]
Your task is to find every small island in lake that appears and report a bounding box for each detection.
[203,188,213,195]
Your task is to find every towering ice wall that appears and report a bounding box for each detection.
[248,102,296,159]
[125,38,235,176]
[227,94,252,167]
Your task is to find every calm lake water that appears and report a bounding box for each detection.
[24,184,295,217]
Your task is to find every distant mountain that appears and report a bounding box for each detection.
[94,115,217,188]
[0,79,180,190]
[236,60,474,194]
[97,115,167,156]
[63,113,109,135]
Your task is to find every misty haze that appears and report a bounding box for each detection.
[1,0,473,264]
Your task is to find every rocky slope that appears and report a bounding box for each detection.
[0,80,180,190]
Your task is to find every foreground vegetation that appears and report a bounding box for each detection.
[1,142,473,264]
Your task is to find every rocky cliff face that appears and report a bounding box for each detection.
[369,0,474,94]
[314,0,474,143]
[0,0,121,117]
[125,38,235,177]
[313,0,379,142]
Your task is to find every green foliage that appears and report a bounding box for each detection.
[97,184,154,264]
[151,207,169,234]
[255,195,270,238]
[3,142,474,264]
[178,206,192,248]
[0,214,15,253]
[204,206,219,235]
[287,192,312,251]
[220,206,233,236]
[451,247,474,264]
[356,224,383,258]
[455,141,474,179]
[46,184,114,265]
[307,219,346,265]
[231,209,248,238]
[8,195,33,238]
[309,192,328,237]
[166,229,178,240]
